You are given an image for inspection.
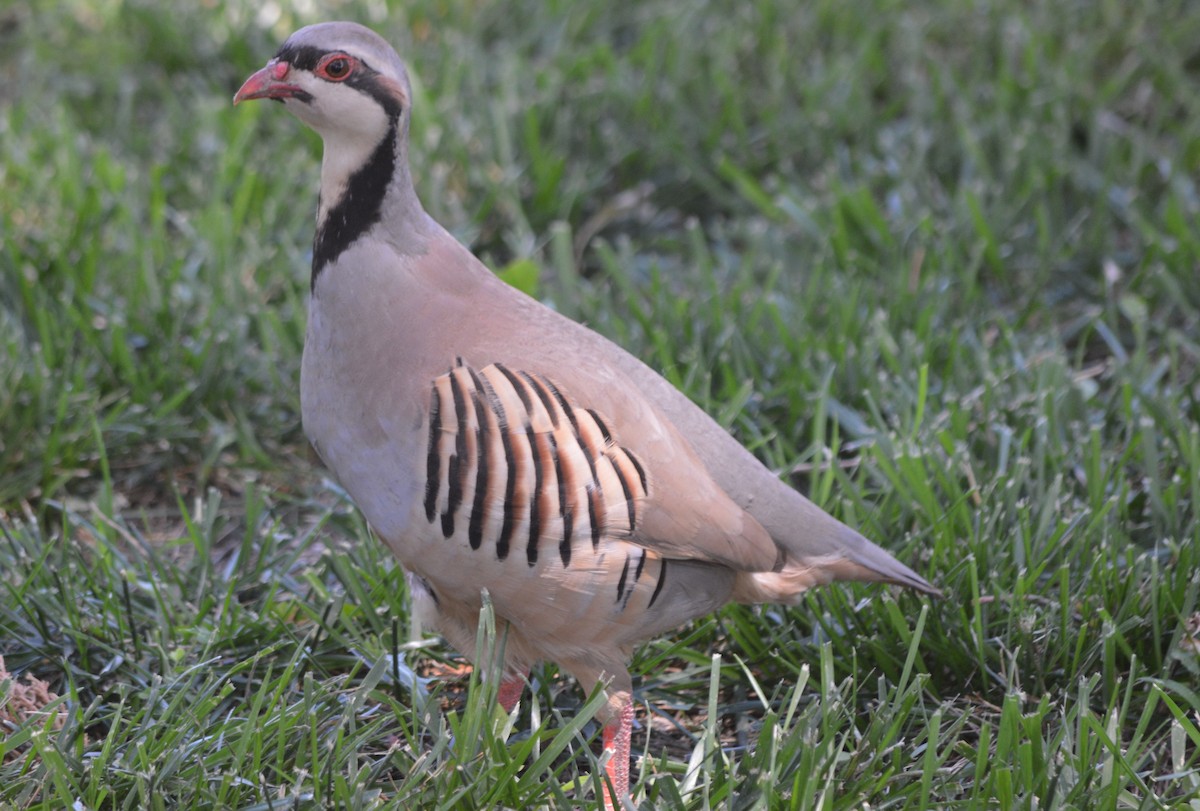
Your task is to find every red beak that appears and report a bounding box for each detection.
[233,60,305,104]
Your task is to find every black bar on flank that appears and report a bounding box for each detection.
[424,385,442,522]
[648,559,668,608]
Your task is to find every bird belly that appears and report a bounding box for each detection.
[396,518,735,672]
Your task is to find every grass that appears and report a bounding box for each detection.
[2,0,1199,806]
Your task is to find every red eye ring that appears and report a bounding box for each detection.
[317,53,355,81]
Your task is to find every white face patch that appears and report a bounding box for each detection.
[279,75,393,218]
[285,72,390,138]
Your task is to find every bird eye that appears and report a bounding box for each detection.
[319,55,353,81]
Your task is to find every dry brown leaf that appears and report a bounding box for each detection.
[0,656,67,763]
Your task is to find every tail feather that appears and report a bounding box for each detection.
[732,524,941,605]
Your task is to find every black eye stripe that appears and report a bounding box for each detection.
[274,43,338,73]
[273,42,403,121]
[276,45,373,81]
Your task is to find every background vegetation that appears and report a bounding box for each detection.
[2,0,1199,807]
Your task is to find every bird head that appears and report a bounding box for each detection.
[234,21,411,144]
[234,22,431,278]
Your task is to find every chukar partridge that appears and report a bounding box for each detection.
[235,21,938,808]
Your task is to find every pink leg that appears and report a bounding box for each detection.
[600,701,633,810]
[497,674,525,713]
